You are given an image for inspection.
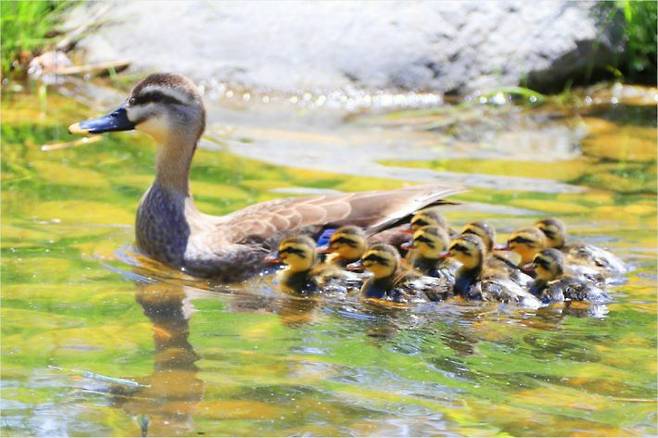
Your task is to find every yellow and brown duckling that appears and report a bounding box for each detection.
[276,236,358,295]
[448,234,541,307]
[358,244,451,303]
[461,221,532,287]
[410,207,458,237]
[323,225,368,268]
[535,218,625,278]
[530,249,610,304]
[405,226,458,281]
[504,227,548,266]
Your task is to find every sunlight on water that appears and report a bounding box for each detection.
[1,86,656,436]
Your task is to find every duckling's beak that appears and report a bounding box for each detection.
[438,251,450,259]
[495,243,511,251]
[316,245,332,254]
[264,254,281,265]
[68,105,135,135]
[346,260,364,272]
[400,241,414,250]
[521,262,535,276]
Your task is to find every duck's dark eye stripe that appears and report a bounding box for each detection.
[363,254,389,265]
[332,236,358,247]
[450,243,470,254]
[415,235,435,247]
[541,229,556,238]
[412,218,430,227]
[280,247,306,257]
[132,91,184,106]
[510,236,535,245]
[534,258,551,269]
[462,229,478,237]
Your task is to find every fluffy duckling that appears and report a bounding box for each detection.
[535,218,625,277]
[530,249,610,304]
[504,227,548,266]
[324,225,368,267]
[461,221,532,287]
[359,244,451,303]
[277,236,358,295]
[448,234,541,307]
[410,207,457,237]
[406,226,458,280]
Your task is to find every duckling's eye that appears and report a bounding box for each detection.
[412,218,430,227]
[279,247,307,257]
[415,235,435,248]
[509,236,535,246]
[363,254,389,266]
[534,257,551,269]
[332,236,358,247]
[450,243,471,255]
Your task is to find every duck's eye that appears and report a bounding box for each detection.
[128,97,136,106]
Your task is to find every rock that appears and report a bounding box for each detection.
[65,1,625,96]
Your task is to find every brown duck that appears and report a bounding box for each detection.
[69,73,460,282]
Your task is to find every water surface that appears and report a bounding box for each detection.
[1,84,656,436]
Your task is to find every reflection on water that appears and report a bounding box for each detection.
[1,85,656,436]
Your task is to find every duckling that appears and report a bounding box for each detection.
[359,244,451,303]
[324,225,368,267]
[461,221,532,287]
[276,236,358,295]
[410,207,458,237]
[68,73,461,282]
[504,227,548,266]
[529,249,610,304]
[406,226,458,281]
[448,234,541,307]
[535,218,625,278]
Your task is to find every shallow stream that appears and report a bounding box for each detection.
[1,81,656,436]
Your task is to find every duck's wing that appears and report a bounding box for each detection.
[217,184,463,244]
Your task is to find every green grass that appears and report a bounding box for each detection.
[0,1,75,77]
[617,0,657,82]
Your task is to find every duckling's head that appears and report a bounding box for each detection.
[361,244,400,279]
[535,218,567,249]
[327,225,367,261]
[448,234,485,270]
[412,226,450,259]
[278,236,317,273]
[461,221,496,253]
[506,227,547,265]
[69,73,206,145]
[532,248,565,281]
[410,207,448,232]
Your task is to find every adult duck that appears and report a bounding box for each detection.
[69,73,459,281]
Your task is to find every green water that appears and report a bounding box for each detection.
[1,86,656,436]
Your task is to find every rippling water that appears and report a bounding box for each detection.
[1,84,656,436]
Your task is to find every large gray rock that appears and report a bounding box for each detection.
[68,0,623,95]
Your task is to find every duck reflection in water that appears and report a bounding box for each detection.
[109,281,203,437]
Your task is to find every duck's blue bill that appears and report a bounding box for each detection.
[68,106,135,135]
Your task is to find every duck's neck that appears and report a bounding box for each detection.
[135,138,199,265]
[154,138,196,194]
